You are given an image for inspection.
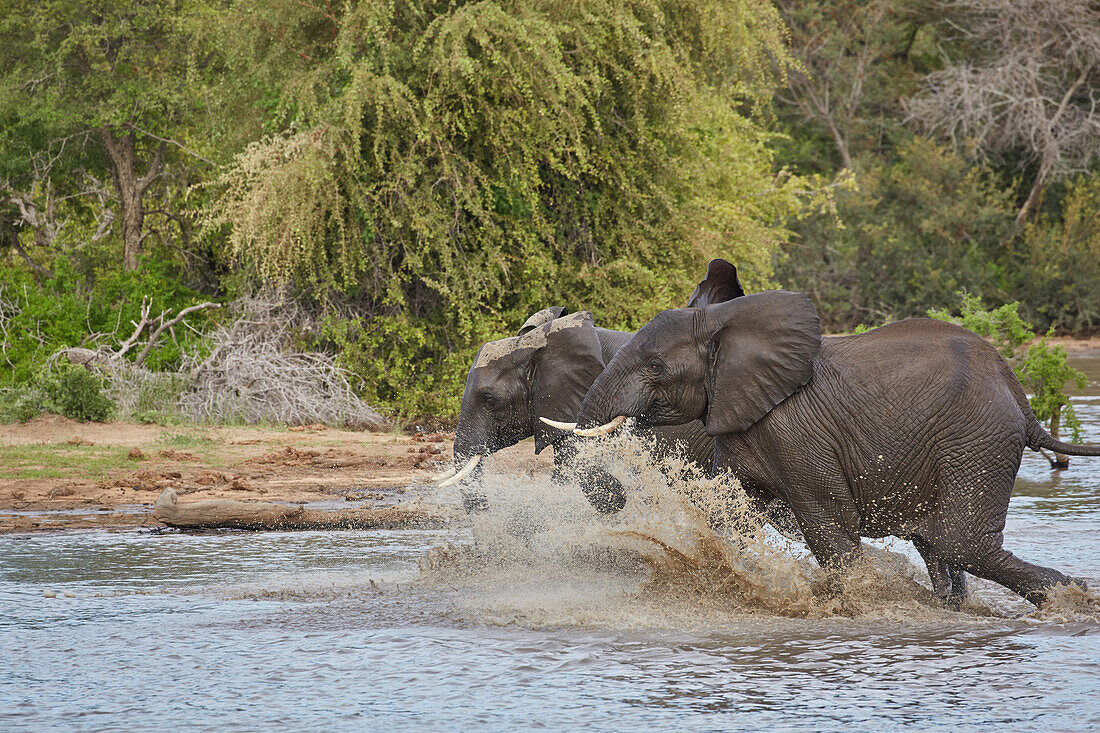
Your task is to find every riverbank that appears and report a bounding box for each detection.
[0,416,549,532]
[1046,334,1100,356]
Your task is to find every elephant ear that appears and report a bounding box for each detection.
[687,259,745,308]
[526,311,605,453]
[703,291,820,435]
[518,307,568,336]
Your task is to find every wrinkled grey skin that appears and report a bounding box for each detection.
[451,309,713,513]
[576,284,1099,607]
[450,260,800,536]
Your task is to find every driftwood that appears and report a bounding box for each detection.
[152,488,458,531]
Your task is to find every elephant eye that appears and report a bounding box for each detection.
[647,359,663,375]
[481,393,496,408]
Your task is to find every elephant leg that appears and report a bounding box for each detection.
[931,459,1082,606]
[794,504,861,570]
[762,498,804,541]
[946,565,967,611]
[913,537,967,610]
[964,535,1081,606]
[784,471,861,572]
[913,537,953,604]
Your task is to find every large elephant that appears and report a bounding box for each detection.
[571,277,1098,607]
[442,260,798,534]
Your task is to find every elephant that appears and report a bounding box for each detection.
[442,260,801,537]
[570,269,1098,607]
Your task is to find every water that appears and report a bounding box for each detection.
[3,360,1100,731]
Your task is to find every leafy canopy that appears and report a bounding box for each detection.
[207,0,822,415]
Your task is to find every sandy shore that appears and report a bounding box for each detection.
[0,416,550,532]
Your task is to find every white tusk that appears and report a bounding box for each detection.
[573,415,627,437]
[539,417,578,431]
[438,454,481,487]
[431,466,457,482]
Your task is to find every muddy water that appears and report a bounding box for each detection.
[3,361,1100,731]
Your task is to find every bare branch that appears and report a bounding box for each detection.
[124,123,216,166]
[115,297,154,358]
[133,302,220,366]
[907,0,1100,222]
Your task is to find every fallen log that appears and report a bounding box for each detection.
[152,488,458,531]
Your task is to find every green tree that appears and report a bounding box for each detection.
[0,0,226,272]
[775,0,929,173]
[206,0,823,415]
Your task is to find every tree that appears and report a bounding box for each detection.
[0,0,224,271]
[906,0,1100,225]
[775,0,924,171]
[206,0,824,415]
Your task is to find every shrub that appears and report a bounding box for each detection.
[41,364,115,423]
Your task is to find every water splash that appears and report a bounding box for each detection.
[422,430,990,628]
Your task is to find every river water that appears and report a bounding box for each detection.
[3,361,1100,731]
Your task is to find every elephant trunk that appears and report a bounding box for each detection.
[576,364,636,434]
[449,417,490,513]
[551,436,627,514]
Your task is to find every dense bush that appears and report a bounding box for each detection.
[3,363,115,423]
[0,259,215,388]
[43,364,115,422]
[778,137,1017,332]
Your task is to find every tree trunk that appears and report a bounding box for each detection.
[152,488,458,530]
[1,217,53,280]
[1015,159,1051,228]
[1049,405,1070,469]
[100,127,165,271]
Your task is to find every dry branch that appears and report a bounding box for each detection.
[56,294,388,429]
[177,295,387,429]
[906,0,1100,222]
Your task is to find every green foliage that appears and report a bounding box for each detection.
[929,292,1087,443]
[2,363,115,423]
[0,259,216,388]
[206,0,822,416]
[5,388,48,424]
[1016,338,1088,443]
[780,137,1018,331]
[42,363,115,422]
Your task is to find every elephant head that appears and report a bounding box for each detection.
[447,309,606,510]
[574,291,821,437]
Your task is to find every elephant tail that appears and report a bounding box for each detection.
[1003,358,1100,456]
[1026,425,1100,456]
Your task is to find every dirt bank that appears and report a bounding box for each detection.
[0,416,551,532]
[1047,334,1100,357]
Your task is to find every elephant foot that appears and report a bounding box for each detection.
[944,565,967,611]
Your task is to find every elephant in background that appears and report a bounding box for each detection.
[443,260,800,537]
[573,266,1098,606]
